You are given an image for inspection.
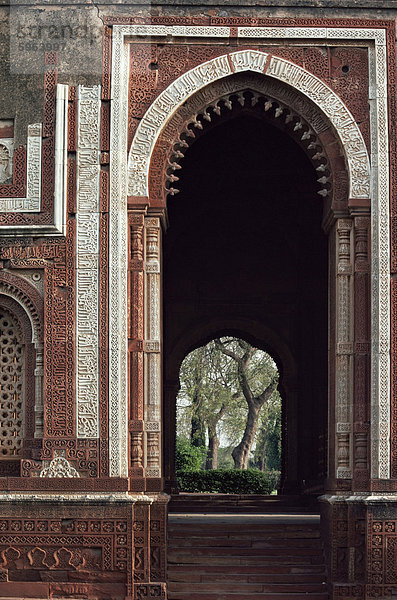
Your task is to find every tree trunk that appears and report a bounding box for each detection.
[232,403,260,469]
[191,393,206,447]
[255,426,267,472]
[205,402,226,469]
[206,427,220,470]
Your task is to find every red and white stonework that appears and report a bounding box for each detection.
[0,14,396,600]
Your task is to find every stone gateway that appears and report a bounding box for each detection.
[0,2,396,598]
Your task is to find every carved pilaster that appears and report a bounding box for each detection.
[34,343,44,438]
[144,215,162,479]
[353,216,370,488]
[131,432,144,470]
[335,219,354,480]
[128,209,147,479]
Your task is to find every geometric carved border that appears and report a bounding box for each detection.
[0,124,42,213]
[0,81,68,237]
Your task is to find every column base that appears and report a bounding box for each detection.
[320,493,397,599]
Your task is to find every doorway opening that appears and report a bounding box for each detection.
[176,336,282,494]
[163,96,328,496]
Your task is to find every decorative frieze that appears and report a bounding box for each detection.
[75,85,101,439]
[110,26,130,477]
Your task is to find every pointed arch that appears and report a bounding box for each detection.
[127,50,370,202]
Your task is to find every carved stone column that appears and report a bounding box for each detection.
[335,219,354,480]
[128,205,147,484]
[144,214,162,484]
[353,216,370,489]
[34,342,44,438]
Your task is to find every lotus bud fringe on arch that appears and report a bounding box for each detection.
[163,89,331,201]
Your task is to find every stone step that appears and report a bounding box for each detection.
[169,536,323,548]
[168,550,324,565]
[168,568,325,585]
[167,511,328,600]
[168,527,321,539]
[168,524,320,539]
[168,582,328,594]
[168,564,327,577]
[169,494,319,514]
[168,593,329,600]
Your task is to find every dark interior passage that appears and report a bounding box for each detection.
[164,111,328,494]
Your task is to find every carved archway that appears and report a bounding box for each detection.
[125,51,372,490]
[0,272,43,347]
[161,97,328,492]
[149,72,348,217]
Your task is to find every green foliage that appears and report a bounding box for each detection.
[266,469,281,492]
[265,414,282,471]
[177,468,280,494]
[217,446,234,470]
[175,438,206,472]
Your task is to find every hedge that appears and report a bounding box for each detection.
[175,438,206,472]
[177,469,280,494]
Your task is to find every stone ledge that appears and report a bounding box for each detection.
[2,0,396,7]
[0,491,171,504]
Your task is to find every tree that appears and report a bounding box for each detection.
[214,338,278,470]
[177,337,280,470]
[252,392,282,471]
[177,341,237,465]
[205,402,227,469]
[179,348,207,448]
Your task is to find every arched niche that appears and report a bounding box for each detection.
[0,273,44,473]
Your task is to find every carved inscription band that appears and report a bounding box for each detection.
[76,85,101,439]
